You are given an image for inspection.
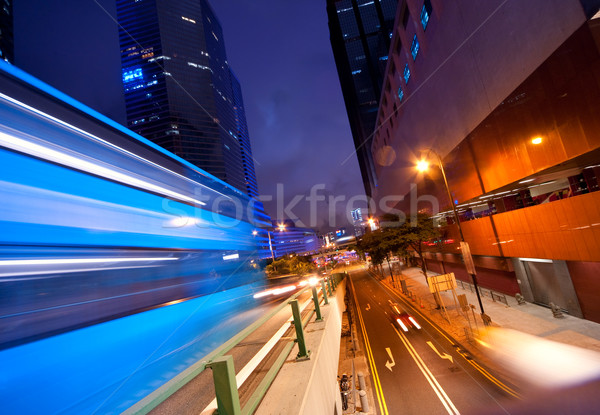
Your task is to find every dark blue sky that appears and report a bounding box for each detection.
[14,0,366,231]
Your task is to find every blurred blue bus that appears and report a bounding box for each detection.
[0,61,268,349]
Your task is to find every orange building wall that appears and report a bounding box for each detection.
[460,191,600,262]
[567,261,600,323]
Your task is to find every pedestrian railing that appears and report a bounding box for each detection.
[456,279,509,306]
[123,272,347,415]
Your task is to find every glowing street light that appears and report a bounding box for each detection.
[531,136,543,145]
[416,159,429,172]
[367,217,378,231]
[417,148,488,321]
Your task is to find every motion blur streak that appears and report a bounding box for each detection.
[408,316,421,329]
[0,91,233,201]
[477,328,600,389]
[397,318,409,332]
[0,257,178,266]
[0,62,268,414]
[0,130,208,206]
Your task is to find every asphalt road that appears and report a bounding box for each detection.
[349,269,520,415]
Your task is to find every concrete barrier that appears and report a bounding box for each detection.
[256,278,346,414]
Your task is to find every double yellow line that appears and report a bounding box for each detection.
[349,277,389,415]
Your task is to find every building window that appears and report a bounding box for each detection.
[403,64,410,84]
[398,87,404,102]
[181,16,196,24]
[411,35,419,60]
[421,0,432,30]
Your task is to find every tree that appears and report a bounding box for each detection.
[396,213,439,279]
[265,255,316,277]
[356,213,439,280]
[357,228,401,277]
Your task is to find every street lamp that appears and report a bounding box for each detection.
[254,229,275,261]
[267,230,275,261]
[417,148,489,321]
[367,217,378,231]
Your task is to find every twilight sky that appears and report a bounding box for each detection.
[14,0,367,231]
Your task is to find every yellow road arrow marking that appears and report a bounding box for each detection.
[385,347,395,371]
[427,341,454,364]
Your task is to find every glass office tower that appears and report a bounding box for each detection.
[0,0,13,64]
[231,70,260,199]
[327,0,399,198]
[116,0,249,194]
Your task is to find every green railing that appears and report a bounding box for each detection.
[123,272,347,415]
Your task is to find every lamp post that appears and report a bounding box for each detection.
[267,231,275,261]
[417,148,488,321]
[254,229,275,261]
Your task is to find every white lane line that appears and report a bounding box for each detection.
[199,297,313,414]
[392,326,460,415]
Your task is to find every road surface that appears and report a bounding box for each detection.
[349,269,519,415]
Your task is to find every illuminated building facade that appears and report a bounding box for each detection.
[231,71,259,199]
[351,207,365,236]
[373,0,600,322]
[272,220,320,258]
[116,0,271,259]
[116,0,254,195]
[327,0,399,199]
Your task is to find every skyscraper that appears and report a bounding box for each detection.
[230,70,260,199]
[350,207,365,236]
[116,0,252,195]
[0,0,13,64]
[327,0,399,199]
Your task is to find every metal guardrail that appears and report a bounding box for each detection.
[123,272,347,415]
[456,279,508,306]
